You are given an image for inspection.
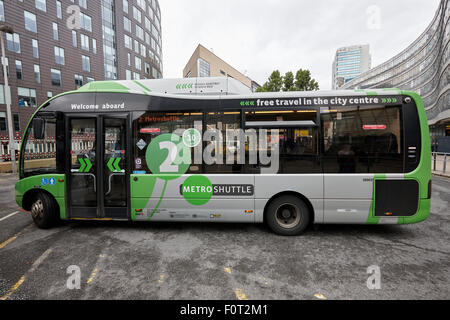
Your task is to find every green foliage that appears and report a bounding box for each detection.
[258,68,319,92]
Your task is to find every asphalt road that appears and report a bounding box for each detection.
[0,174,449,300]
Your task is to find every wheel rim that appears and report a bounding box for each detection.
[275,203,301,229]
[31,199,44,219]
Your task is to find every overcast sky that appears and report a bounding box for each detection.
[160,0,440,90]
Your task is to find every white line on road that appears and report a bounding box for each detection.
[0,211,19,222]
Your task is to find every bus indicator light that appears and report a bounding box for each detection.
[385,212,393,216]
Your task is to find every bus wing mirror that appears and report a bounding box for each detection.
[33,118,45,140]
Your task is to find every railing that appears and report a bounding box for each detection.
[432,152,450,174]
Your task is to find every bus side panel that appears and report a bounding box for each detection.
[324,174,375,224]
[15,174,66,219]
[254,175,323,223]
[131,174,255,223]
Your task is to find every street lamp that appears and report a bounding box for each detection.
[0,24,17,174]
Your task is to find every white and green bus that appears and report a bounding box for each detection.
[15,79,431,235]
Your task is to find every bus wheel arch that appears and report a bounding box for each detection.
[263,191,314,236]
[22,189,60,229]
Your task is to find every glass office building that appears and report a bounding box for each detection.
[342,0,450,141]
[332,45,371,89]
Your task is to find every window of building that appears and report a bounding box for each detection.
[135,56,141,71]
[0,1,4,22]
[127,53,131,66]
[35,0,46,12]
[126,69,132,80]
[86,77,94,83]
[135,25,144,41]
[80,34,89,51]
[34,64,40,83]
[140,43,146,57]
[133,72,140,80]
[133,6,141,23]
[123,0,128,14]
[56,1,62,19]
[0,112,6,131]
[123,16,131,32]
[136,0,145,10]
[124,34,132,49]
[54,46,65,65]
[15,60,22,80]
[145,32,150,45]
[72,30,77,47]
[51,69,61,86]
[92,39,97,54]
[0,84,5,104]
[75,74,83,87]
[134,40,139,54]
[145,62,150,74]
[145,17,151,31]
[78,0,87,9]
[198,58,210,77]
[321,105,404,173]
[6,33,20,53]
[52,23,59,40]
[24,11,37,32]
[13,114,20,132]
[82,55,90,72]
[32,39,39,58]
[80,13,92,32]
[18,87,36,107]
[47,91,53,98]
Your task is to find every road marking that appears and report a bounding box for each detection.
[0,223,33,249]
[235,289,248,300]
[87,268,98,284]
[0,248,52,300]
[0,211,19,222]
[314,293,327,300]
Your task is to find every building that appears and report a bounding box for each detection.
[183,44,260,92]
[341,0,450,144]
[332,44,371,90]
[0,0,163,160]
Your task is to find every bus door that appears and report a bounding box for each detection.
[67,115,130,219]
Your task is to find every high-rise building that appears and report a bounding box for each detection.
[340,0,450,146]
[0,0,163,148]
[183,44,260,92]
[332,45,371,89]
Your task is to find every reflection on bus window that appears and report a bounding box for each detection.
[321,105,404,173]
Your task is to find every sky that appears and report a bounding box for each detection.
[160,0,441,90]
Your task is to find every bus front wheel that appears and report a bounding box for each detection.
[265,195,310,236]
[30,192,59,229]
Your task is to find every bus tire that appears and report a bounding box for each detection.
[265,195,310,236]
[30,192,59,229]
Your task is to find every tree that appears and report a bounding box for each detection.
[294,69,319,91]
[256,70,283,92]
[257,68,319,92]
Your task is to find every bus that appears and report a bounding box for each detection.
[15,79,432,236]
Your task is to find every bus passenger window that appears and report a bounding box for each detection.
[321,105,404,174]
[132,111,203,174]
[245,110,321,174]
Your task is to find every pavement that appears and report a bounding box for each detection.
[0,173,449,300]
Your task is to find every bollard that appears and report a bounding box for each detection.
[444,154,447,173]
[433,153,437,171]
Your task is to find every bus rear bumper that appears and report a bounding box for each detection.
[399,199,431,225]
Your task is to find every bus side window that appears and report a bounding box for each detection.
[321,105,404,174]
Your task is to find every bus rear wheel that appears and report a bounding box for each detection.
[265,195,310,236]
[31,192,59,229]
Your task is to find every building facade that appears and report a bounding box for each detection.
[332,44,371,90]
[0,0,163,160]
[341,0,450,140]
[183,44,260,92]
